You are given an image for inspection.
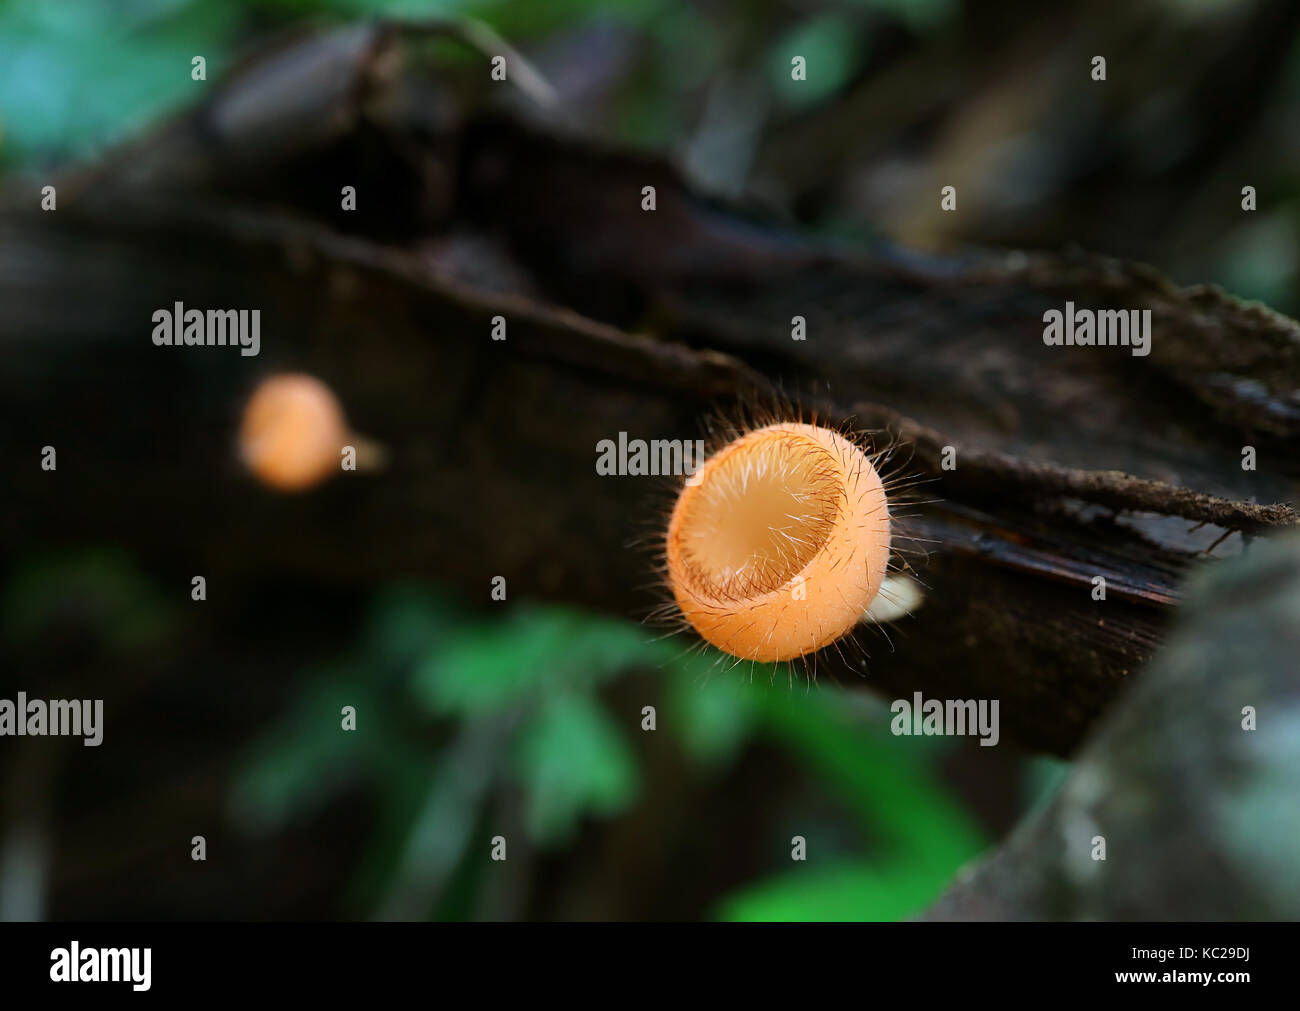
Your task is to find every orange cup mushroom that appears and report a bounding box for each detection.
[665,422,891,662]
[239,373,350,492]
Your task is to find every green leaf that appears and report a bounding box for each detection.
[770,14,861,108]
[513,693,638,844]
[412,604,664,716]
[668,655,759,766]
[360,582,469,670]
[673,650,986,921]
[0,547,171,653]
[229,668,410,832]
[718,859,955,922]
[758,689,984,874]
[0,0,240,163]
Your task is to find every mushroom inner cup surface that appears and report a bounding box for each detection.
[675,433,841,599]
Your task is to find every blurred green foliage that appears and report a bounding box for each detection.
[228,584,991,920]
[0,0,1107,920]
[2,548,174,654]
[0,0,955,164]
[0,0,233,166]
[0,547,1011,919]
[0,0,646,164]
[3,0,1297,317]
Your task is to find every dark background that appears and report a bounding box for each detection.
[1,0,1296,921]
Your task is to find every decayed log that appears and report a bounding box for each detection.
[924,531,1300,920]
[3,23,1296,757]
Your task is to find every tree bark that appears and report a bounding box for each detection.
[3,23,1296,757]
[924,532,1300,920]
